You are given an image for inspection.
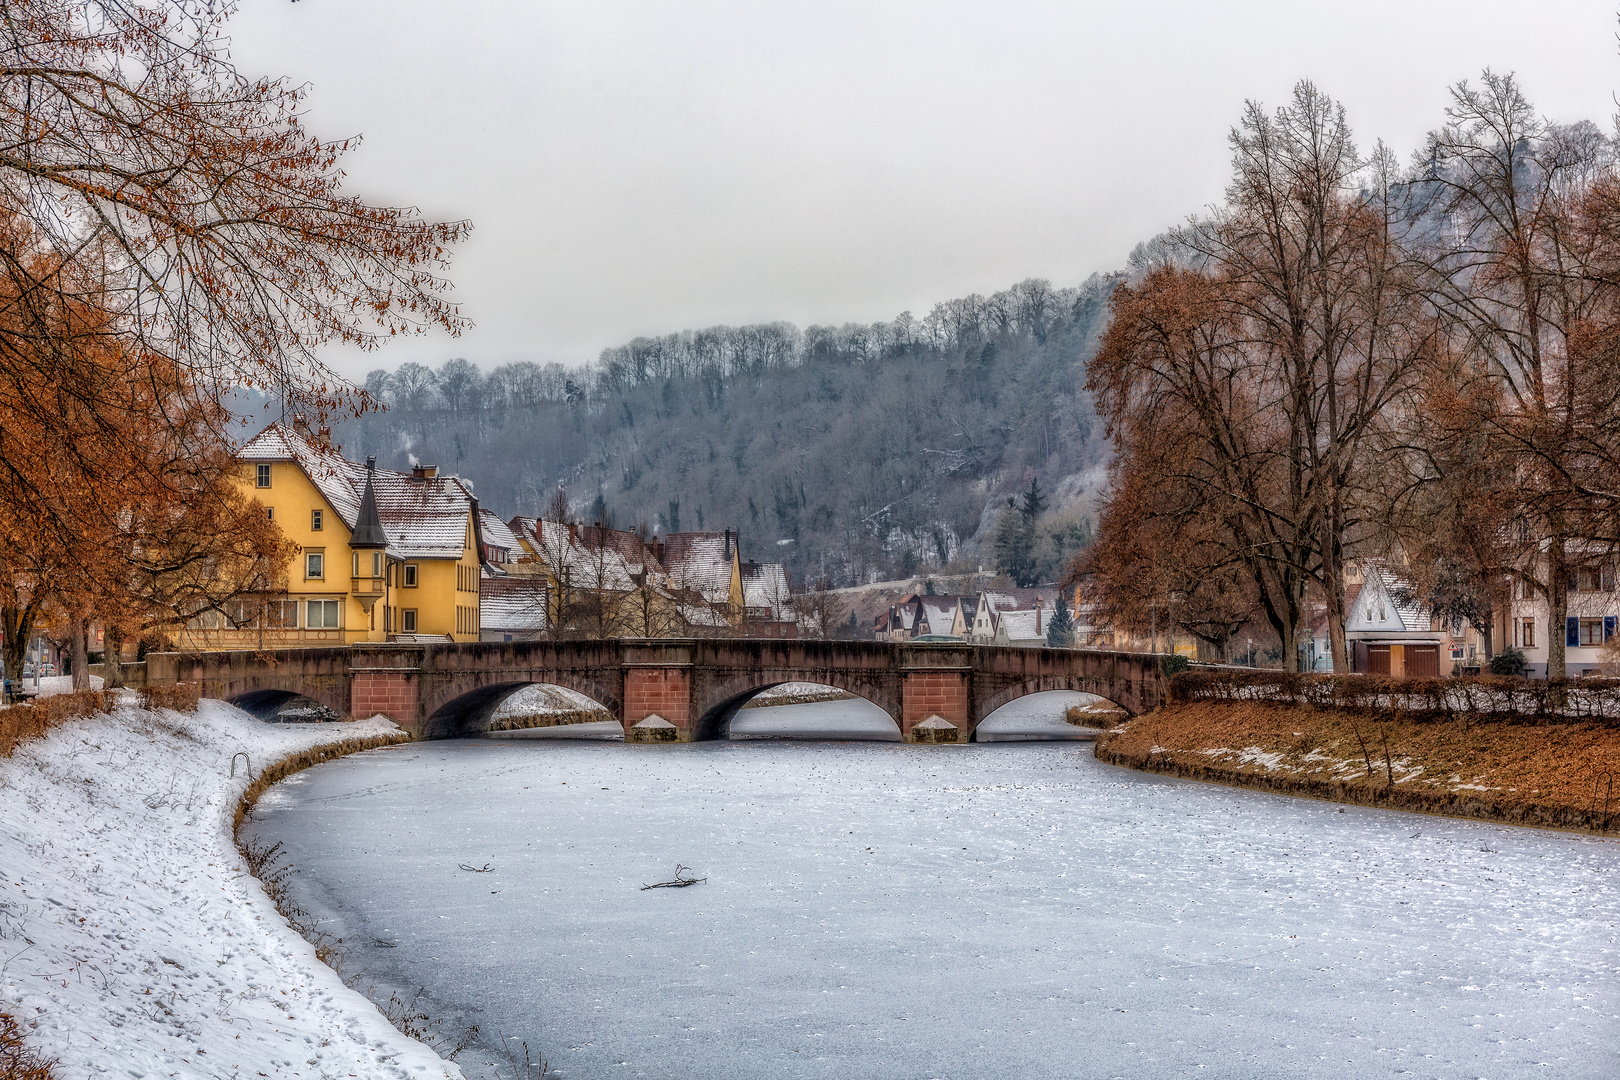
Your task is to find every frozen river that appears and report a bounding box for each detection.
[247,700,1620,1079]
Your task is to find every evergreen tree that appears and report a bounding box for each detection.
[994,479,1050,586]
[1046,591,1075,647]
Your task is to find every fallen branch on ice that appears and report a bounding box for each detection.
[641,865,706,890]
[458,862,493,873]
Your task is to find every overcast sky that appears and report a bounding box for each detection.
[229,0,1620,381]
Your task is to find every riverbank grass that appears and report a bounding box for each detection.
[1100,699,1620,833]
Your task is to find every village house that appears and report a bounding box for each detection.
[993,600,1049,646]
[502,519,793,638]
[968,591,1017,643]
[477,509,550,641]
[1337,562,1450,676]
[188,422,483,649]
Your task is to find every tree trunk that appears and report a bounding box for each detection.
[104,627,125,689]
[1322,518,1349,674]
[1,604,33,695]
[70,620,90,691]
[1547,534,1568,680]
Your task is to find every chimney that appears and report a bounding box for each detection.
[366,455,376,470]
[1036,598,1043,635]
[568,522,577,545]
[723,528,731,560]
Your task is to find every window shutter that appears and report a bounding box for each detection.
[1567,617,1580,648]
[1607,616,1617,643]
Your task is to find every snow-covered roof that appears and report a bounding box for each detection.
[918,598,961,637]
[1347,563,1431,634]
[663,532,736,604]
[996,610,1045,643]
[509,517,639,592]
[480,574,550,633]
[238,423,475,561]
[741,561,791,618]
[478,508,522,561]
[579,524,663,576]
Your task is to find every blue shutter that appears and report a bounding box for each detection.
[1567,617,1580,648]
[1607,616,1617,643]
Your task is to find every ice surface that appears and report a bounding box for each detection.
[246,736,1620,1079]
[729,697,901,740]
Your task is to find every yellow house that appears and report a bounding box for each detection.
[180,422,483,649]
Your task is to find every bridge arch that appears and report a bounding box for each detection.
[972,675,1133,731]
[421,676,620,740]
[693,680,902,741]
[226,687,345,722]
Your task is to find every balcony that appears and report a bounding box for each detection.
[351,575,386,599]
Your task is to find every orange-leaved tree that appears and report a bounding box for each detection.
[0,1,465,683]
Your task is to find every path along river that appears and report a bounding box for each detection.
[245,695,1620,1079]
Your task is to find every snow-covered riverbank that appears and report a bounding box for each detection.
[0,698,463,1080]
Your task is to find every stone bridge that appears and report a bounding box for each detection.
[145,639,1169,743]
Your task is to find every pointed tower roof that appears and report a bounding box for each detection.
[349,456,390,549]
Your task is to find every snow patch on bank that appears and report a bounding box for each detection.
[0,698,462,1079]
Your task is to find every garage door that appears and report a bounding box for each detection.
[1366,645,1391,675]
[1405,644,1440,678]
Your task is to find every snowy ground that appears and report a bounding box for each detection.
[0,698,463,1080]
[489,684,608,720]
[248,736,1620,1079]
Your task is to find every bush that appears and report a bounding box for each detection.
[139,683,201,713]
[0,1012,58,1080]
[0,690,116,757]
[1162,654,1190,676]
[1489,648,1528,677]
[1168,668,1620,723]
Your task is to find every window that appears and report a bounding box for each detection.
[305,551,324,579]
[402,609,418,633]
[384,606,391,632]
[1571,566,1603,593]
[306,599,340,629]
[1518,577,1535,600]
[256,463,271,488]
[403,564,418,588]
[266,507,274,521]
[1579,618,1605,647]
[311,509,323,532]
[352,551,360,576]
[268,601,298,628]
[1520,618,1536,649]
[1606,564,1618,593]
[371,551,382,576]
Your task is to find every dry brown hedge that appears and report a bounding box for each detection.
[138,682,201,713]
[0,1012,57,1080]
[1170,669,1620,724]
[0,690,116,757]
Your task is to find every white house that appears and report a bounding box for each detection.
[1343,563,1447,677]
[1504,550,1617,678]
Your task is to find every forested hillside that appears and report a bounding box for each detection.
[304,275,1116,587]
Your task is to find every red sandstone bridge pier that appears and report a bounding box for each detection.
[145,639,1168,743]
